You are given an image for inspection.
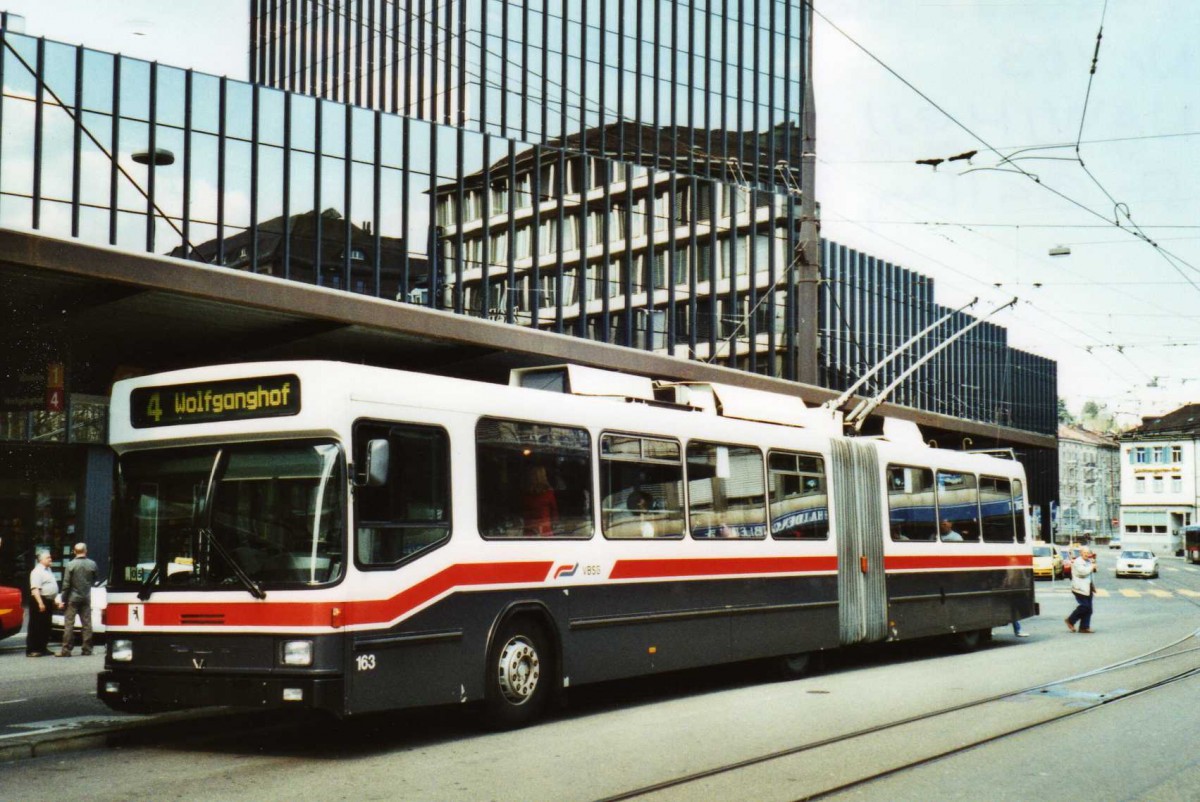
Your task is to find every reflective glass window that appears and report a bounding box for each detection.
[768,451,828,540]
[888,465,936,542]
[601,433,684,539]
[476,418,594,539]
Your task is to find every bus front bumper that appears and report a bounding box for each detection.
[98,670,344,714]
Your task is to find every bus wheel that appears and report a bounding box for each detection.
[484,618,552,729]
[776,652,812,680]
[951,628,985,652]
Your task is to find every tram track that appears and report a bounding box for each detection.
[597,627,1200,802]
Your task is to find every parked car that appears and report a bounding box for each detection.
[1032,543,1063,579]
[1109,538,1122,550]
[1115,550,1159,579]
[0,585,24,642]
[1059,547,1082,577]
[51,579,107,641]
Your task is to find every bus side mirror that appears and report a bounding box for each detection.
[360,439,390,487]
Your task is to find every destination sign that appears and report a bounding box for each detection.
[130,375,300,428]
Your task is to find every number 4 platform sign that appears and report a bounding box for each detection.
[46,362,65,412]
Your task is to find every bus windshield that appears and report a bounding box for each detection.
[111,440,346,593]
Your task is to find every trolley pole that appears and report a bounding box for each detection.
[794,1,820,386]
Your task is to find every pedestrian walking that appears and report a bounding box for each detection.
[58,542,98,657]
[1065,547,1098,633]
[27,550,60,657]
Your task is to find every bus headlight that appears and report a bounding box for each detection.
[281,640,313,666]
[112,639,134,662]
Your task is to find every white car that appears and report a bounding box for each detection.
[51,580,107,640]
[1115,550,1159,579]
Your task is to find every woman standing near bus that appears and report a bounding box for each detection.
[521,465,558,536]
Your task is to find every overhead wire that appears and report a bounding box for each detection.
[259,1,1182,393]
[806,0,1200,295]
[806,0,1197,393]
[257,0,1166,370]
[819,201,1154,390]
[1065,0,1200,293]
[1073,0,1107,152]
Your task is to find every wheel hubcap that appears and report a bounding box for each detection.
[497,635,540,705]
[784,654,809,674]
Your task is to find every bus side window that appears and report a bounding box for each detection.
[1012,479,1027,543]
[768,451,828,540]
[688,442,767,539]
[475,418,594,539]
[887,465,937,542]
[353,422,451,567]
[936,470,979,543]
[600,434,685,539]
[980,476,1015,542]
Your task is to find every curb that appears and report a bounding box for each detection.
[0,706,242,764]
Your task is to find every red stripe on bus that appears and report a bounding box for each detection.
[342,561,553,626]
[106,561,554,628]
[609,556,839,580]
[885,554,1032,571]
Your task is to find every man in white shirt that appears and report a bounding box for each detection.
[27,550,61,657]
[939,519,964,542]
[1065,548,1097,633]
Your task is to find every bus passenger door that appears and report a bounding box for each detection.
[830,439,888,645]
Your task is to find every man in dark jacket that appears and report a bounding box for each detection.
[58,542,98,657]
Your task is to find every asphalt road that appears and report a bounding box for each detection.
[0,630,138,742]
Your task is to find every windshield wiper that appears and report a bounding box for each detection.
[136,564,162,601]
[200,527,267,600]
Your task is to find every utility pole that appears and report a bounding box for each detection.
[795,0,820,385]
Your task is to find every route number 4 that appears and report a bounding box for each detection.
[356,654,376,672]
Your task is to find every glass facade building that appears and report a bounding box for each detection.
[246,0,815,376]
[0,12,1058,427]
[0,5,1059,578]
[249,0,808,182]
[820,242,1057,436]
[0,17,1057,408]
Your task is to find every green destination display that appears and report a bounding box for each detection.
[130,375,301,428]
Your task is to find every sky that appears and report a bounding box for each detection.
[4,0,1198,426]
[812,1,1200,425]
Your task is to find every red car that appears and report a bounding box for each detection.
[1059,547,1082,577]
[0,585,24,642]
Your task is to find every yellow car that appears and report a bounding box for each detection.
[1032,543,1063,579]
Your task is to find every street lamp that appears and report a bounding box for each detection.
[130,148,176,252]
[131,148,175,166]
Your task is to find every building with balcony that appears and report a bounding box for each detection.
[1057,424,1119,543]
[1118,404,1200,553]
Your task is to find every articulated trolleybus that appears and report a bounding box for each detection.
[99,361,1034,726]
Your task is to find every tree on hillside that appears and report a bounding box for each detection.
[1057,398,1075,425]
[1079,400,1121,434]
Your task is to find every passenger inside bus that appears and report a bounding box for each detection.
[625,490,656,538]
[940,520,964,541]
[522,465,559,536]
[627,489,653,512]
